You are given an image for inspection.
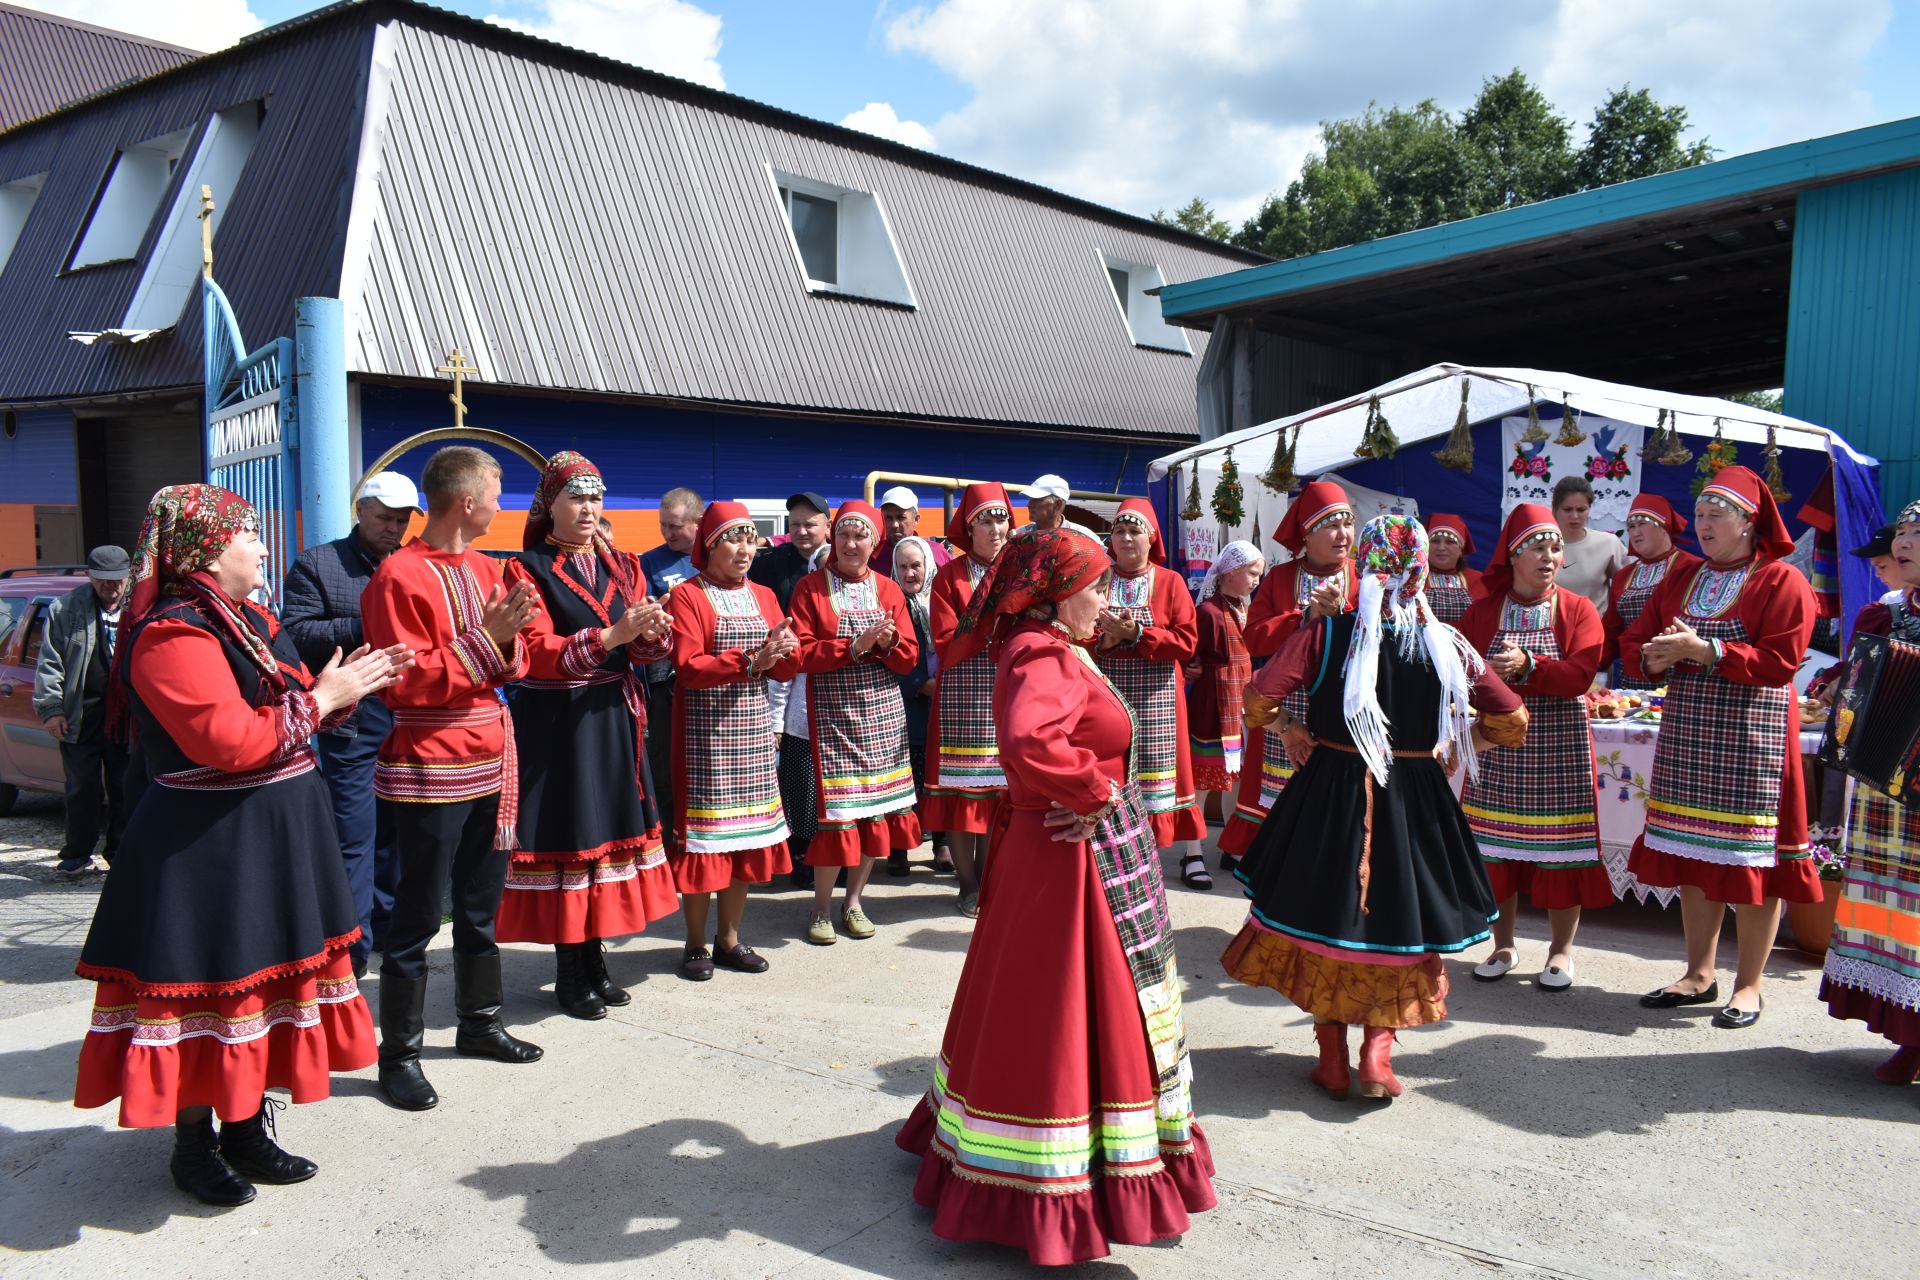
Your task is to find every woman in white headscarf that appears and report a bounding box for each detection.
[1184,541,1263,887]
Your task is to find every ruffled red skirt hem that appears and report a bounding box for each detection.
[1628,839,1823,906]
[896,1103,1217,1267]
[1820,978,1920,1048]
[919,790,1001,835]
[672,843,791,895]
[808,810,923,867]
[1485,860,1617,910]
[74,949,374,1129]
[496,857,681,944]
[1147,804,1206,847]
[1218,811,1262,857]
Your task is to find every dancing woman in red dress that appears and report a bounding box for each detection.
[898,528,1216,1266]
[75,485,405,1204]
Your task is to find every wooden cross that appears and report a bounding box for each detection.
[436,347,477,429]
[198,185,215,277]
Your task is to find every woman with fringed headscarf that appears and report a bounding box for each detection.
[1187,540,1263,852]
[1222,515,1529,1102]
[74,485,408,1205]
[897,528,1216,1266]
[1621,465,1819,1029]
[496,453,680,1020]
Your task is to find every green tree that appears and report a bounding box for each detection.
[1152,196,1233,241]
[1459,69,1575,209]
[1574,85,1716,188]
[1727,388,1784,414]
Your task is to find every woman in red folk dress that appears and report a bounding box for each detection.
[789,500,923,945]
[1621,466,1819,1029]
[898,528,1215,1266]
[1423,513,1484,625]
[666,502,801,982]
[1601,494,1702,689]
[1094,498,1208,888]
[75,485,406,1205]
[497,453,680,1019]
[1220,479,1358,873]
[1457,505,1612,992]
[1187,541,1262,842]
[922,482,1013,916]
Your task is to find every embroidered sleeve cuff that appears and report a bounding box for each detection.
[1077,780,1122,826]
[1517,650,1537,682]
[451,625,511,685]
[628,630,673,665]
[275,689,322,754]
[316,699,356,733]
[1705,639,1725,670]
[560,627,608,679]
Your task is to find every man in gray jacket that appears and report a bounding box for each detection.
[35,546,131,877]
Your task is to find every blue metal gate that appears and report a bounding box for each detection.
[203,274,299,602]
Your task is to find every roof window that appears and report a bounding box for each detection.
[122,102,263,330]
[0,172,47,276]
[1100,251,1190,354]
[68,123,195,270]
[769,167,916,308]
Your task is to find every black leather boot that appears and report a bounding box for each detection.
[377,974,439,1111]
[220,1097,319,1184]
[554,943,607,1020]
[453,952,544,1063]
[170,1113,256,1206]
[583,939,631,1007]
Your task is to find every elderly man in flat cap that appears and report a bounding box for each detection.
[36,545,132,877]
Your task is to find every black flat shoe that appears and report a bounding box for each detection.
[712,941,769,974]
[1712,999,1763,1029]
[1640,982,1720,1009]
[679,947,715,982]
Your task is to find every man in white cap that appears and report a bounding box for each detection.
[1018,474,1095,539]
[874,485,952,580]
[281,470,422,976]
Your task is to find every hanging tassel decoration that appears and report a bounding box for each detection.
[1211,447,1246,537]
[1259,422,1300,493]
[1553,395,1588,447]
[1655,410,1694,466]
[1640,408,1667,459]
[1354,394,1402,460]
[1691,418,1735,494]
[1764,423,1791,504]
[1181,463,1203,522]
[1433,376,1475,472]
[1519,384,1550,443]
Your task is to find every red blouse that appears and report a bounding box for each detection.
[1244,558,1358,657]
[789,567,920,677]
[1619,557,1815,687]
[667,574,800,687]
[1098,565,1197,665]
[504,551,671,682]
[1456,586,1605,697]
[131,617,336,772]
[995,621,1132,818]
[929,555,991,669]
[1600,548,1704,667]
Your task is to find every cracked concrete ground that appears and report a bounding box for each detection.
[1,791,1914,1279]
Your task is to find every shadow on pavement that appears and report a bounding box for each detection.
[0,1123,233,1250]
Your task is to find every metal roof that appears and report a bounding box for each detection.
[0,2,200,133]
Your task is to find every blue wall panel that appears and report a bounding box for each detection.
[0,407,76,504]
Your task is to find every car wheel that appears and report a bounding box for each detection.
[0,783,16,816]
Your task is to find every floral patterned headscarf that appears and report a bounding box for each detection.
[949,527,1110,664]
[1898,497,1920,528]
[523,450,639,597]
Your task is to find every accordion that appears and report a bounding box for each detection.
[1817,633,1920,807]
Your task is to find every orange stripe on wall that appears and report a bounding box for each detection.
[0,504,40,571]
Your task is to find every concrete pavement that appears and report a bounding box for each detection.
[1,790,1914,1279]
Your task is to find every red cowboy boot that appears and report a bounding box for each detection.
[1356,1026,1404,1100]
[1873,1045,1920,1085]
[1310,1022,1350,1100]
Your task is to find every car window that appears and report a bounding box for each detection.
[0,597,20,657]
[18,606,47,669]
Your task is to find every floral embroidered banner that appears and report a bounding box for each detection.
[1499,412,1645,531]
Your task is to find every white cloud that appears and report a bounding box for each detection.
[883,0,1896,226]
[839,101,935,148]
[487,0,725,90]
[16,0,263,51]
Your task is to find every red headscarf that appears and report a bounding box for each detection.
[523,450,638,596]
[1481,503,1561,600]
[831,499,884,572]
[1272,479,1351,555]
[694,501,757,573]
[1110,497,1165,565]
[1425,513,1475,556]
[950,482,1012,559]
[949,527,1110,665]
[1699,465,1796,560]
[1627,492,1688,533]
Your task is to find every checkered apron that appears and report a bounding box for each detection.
[1643,563,1789,866]
[812,573,917,823]
[1253,567,1343,812]
[1460,596,1600,863]
[935,560,1004,791]
[681,580,790,852]
[1096,568,1184,815]
[1427,571,1475,625]
[1613,556,1679,690]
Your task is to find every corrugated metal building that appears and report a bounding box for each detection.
[0,2,199,133]
[0,0,1261,562]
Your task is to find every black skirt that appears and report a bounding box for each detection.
[510,680,658,858]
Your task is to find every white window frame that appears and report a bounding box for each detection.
[1097,250,1191,354]
[122,102,264,330]
[0,172,48,277]
[67,123,196,271]
[765,165,917,309]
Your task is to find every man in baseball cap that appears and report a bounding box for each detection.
[1017,473,1094,539]
[750,491,831,611]
[875,486,952,579]
[279,470,423,974]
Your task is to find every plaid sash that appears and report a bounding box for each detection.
[681,580,789,852]
[1096,568,1187,814]
[1645,563,1791,866]
[812,574,916,824]
[1613,556,1679,690]
[1460,595,1599,863]
[1426,571,1475,625]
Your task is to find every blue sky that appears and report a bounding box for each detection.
[35,1,1920,225]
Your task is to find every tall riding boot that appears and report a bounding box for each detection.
[1356,1025,1405,1100]
[1310,1021,1351,1100]
[554,943,607,1020]
[377,974,439,1111]
[583,939,631,1007]
[169,1112,256,1206]
[221,1097,318,1184]
[453,952,545,1063]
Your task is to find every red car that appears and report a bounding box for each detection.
[0,567,87,814]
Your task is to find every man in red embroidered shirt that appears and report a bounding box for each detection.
[362,446,541,1111]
